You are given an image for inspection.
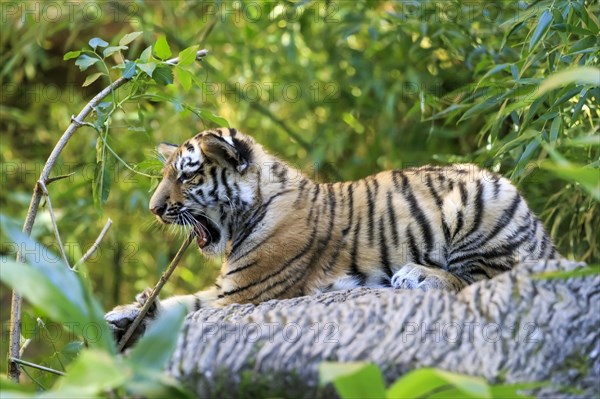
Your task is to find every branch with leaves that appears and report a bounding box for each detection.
[7,31,208,382]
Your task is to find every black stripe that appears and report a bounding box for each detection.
[221,168,232,203]
[426,174,451,246]
[452,210,464,240]
[455,180,483,244]
[379,216,393,278]
[407,226,420,264]
[365,178,375,245]
[307,184,321,223]
[226,260,257,276]
[401,174,433,253]
[295,178,309,205]
[209,166,219,200]
[493,175,501,199]
[392,170,402,191]
[348,214,367,285]
[458,181,468,206]
[342,183,354,236]
[386,191,399,247]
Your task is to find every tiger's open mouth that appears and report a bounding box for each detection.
[192,215,220,249]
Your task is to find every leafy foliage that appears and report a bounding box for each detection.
[320,362,539,399]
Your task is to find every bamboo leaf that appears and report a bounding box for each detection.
[536,67,600,98]
[529,10,553,51]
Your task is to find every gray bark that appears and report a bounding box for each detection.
[167,260,599,398]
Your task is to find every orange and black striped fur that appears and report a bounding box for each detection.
[106,128,559,340]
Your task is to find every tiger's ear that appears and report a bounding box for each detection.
[200,134,250,173]
[157,142,178,161]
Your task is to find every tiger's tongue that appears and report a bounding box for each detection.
[195,225,208,248]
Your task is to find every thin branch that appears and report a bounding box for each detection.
[38,180,71,268]
[74,218,113,269]
[9,358,65,376]
[46,172,76,185]
[118,235,194,351]
[8,48,208,382]
[21,367,47,391]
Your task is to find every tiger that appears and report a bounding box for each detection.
[105,127,559,345]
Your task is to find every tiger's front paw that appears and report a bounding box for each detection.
[104,288,160,349]
[391,263,465,292]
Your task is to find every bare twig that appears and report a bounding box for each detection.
[38,180,70,268]
[46,172,76,185]
[8,48,208,382]
[74,218,113,269]
[9,358,65,376]
[117,235,194,352]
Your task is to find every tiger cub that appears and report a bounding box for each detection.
[105,127,559,342]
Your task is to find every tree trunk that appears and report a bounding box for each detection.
[167,260,599,398]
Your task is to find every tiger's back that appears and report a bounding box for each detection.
[217,162,557,305]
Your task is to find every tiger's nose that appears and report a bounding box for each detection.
[150,205,167,216]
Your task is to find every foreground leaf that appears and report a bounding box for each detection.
[128,305,187,371]
[536,67,600,97]
[387,368,491,399]
[319,362,386,399]
[51,350,130,397]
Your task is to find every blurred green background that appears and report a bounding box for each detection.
[1,0,598,386]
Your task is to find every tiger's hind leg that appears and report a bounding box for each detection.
[391,263,467,292]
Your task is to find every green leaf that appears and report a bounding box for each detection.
[529,10,553,52]
[139,45,153,62]
[63,50,81,61]
[563,134,600,147]
[82,72,104,87]
[154,35,172,60]
[199,109,230,127]
[138,62,157,77]
[175,67,193,92]
[103,45,128,58]
[0,252,114,352]
[153,66,174,85]
[52,350,130,397]
[536,67,600,98]
[74,54,100,71]
[387,368,491,399]
[319,362,386,399]
[123,60,137,79]
[458,95,503,122]
[540,160,600,201]
[0,375,36,394]
[177,45,199,66]
[128,305,187,371]
[549,117,562,143]
[89,37,108,50]
[119,31,143,46]
[93,141,115,211]
[534,264,600,280]
[136,158,164,174]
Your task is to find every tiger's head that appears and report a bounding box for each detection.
[149,128,259,255]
